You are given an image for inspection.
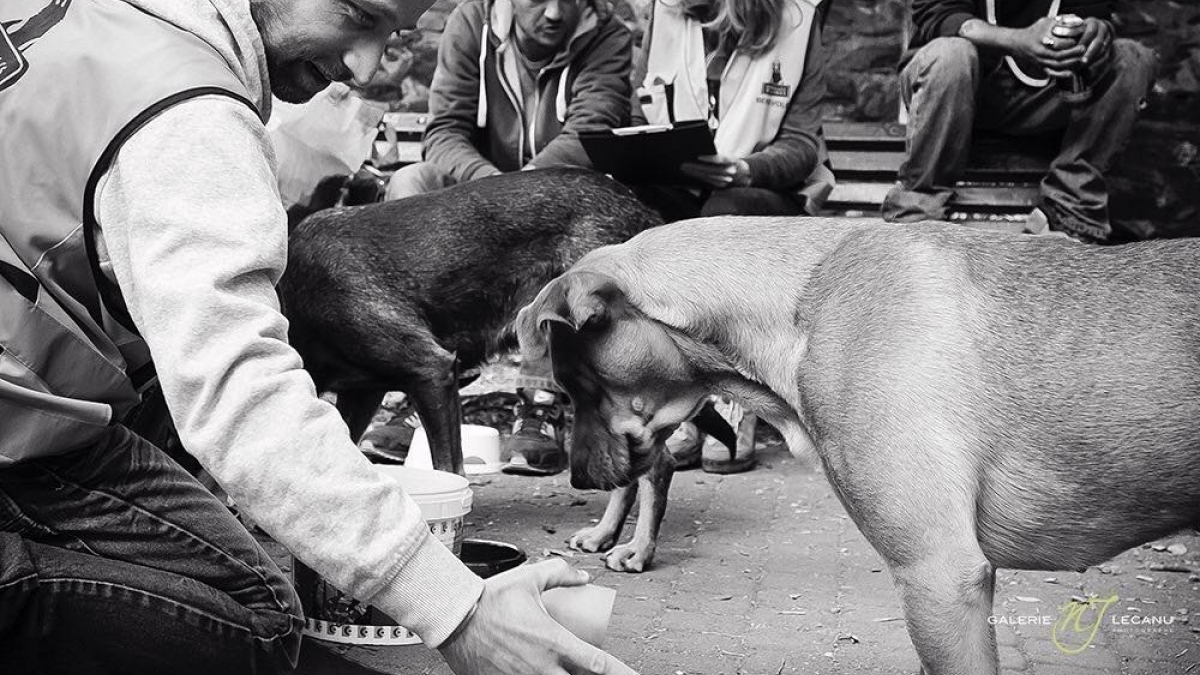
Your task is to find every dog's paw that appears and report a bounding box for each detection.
[568,526,617,553]
[602,541,655,573]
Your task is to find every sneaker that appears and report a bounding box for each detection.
[701,397,757,474]
[360,403,421,464]
[1023,207,1096,244]
[502,389,566,476]
[665,422,702,470]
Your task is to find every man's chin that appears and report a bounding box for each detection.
[268,63,329,103]
[271,82,318,104]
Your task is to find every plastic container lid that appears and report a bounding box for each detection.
[407,424,503,475]
[376,465,472,521]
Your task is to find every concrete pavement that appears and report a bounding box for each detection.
[279,439,1199,675]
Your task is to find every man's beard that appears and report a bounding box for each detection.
[267,57,319,103]
[249,0,320,103]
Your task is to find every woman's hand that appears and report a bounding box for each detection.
[438,559,638,675]
[679,154,752,189]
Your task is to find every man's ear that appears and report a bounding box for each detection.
[516,270,626,360]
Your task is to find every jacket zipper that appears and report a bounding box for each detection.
[494,51,527,165]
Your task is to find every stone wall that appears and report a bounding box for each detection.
[377,0,1200,239]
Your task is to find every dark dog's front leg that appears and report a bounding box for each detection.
[337,389,387,442]
[602,452,675,573]
[568,483,638,554]
[407,360,465,476]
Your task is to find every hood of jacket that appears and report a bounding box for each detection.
[117,0,271,119]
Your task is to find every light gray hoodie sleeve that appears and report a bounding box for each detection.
[95,94,483,646]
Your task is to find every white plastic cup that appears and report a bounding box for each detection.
[407,424,503,475]
[542,585,617,648]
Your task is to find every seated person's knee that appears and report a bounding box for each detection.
[905,37,979,84]
[1103,39,1157,98]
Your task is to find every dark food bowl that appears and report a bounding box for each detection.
[461,539,527,579]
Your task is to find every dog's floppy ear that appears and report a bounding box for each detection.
[516,270,625,360]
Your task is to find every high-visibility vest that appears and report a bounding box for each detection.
[0,0,257,464]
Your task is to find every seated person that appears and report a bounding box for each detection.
[387,0,632,195]
[385,0,633,475]
[629,0,835,473]
[881,0,1156,243]
[627,0,835,222]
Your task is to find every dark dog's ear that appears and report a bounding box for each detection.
[517,271,626,360]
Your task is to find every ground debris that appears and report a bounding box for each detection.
[1149,564,1194,574]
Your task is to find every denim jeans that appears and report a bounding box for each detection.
[384,161,459,200]
[0,424,303,674]
[882,37,1157,242]
[631,184,807,223]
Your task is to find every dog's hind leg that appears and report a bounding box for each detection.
[568,484,637,554]
[890,550,997,675]
[601,452,675,573]
[820,441,999,674]
[337,389,387,442]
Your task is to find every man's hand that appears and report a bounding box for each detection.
[679,154,752,189]
[1073,17,1113,68]
[1008,15,1112,79]
[1008,16,1087,78]
[438,559,638,675]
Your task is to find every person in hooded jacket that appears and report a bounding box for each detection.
[0,1,639,674]
[387,0,632,194]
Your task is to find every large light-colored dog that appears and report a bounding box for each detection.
[516,216,1200,675]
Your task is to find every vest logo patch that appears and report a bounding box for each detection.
[760,61,790,99]
[1,0,72,93]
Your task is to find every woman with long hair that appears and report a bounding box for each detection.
[631,0,834,221]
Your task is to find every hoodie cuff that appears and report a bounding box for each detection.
[367,531,485,648]
[941,12,977,39]
[744,155,769,188]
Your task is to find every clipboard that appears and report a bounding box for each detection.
[580,120,716,186]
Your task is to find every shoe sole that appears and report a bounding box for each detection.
[702,456,756,475]
[501,464,564,477]
[361,445,407,465]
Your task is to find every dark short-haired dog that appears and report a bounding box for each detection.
[278,168,663,474]
[517,216,1200,673]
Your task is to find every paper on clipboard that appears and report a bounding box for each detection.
[580,120,716,185]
